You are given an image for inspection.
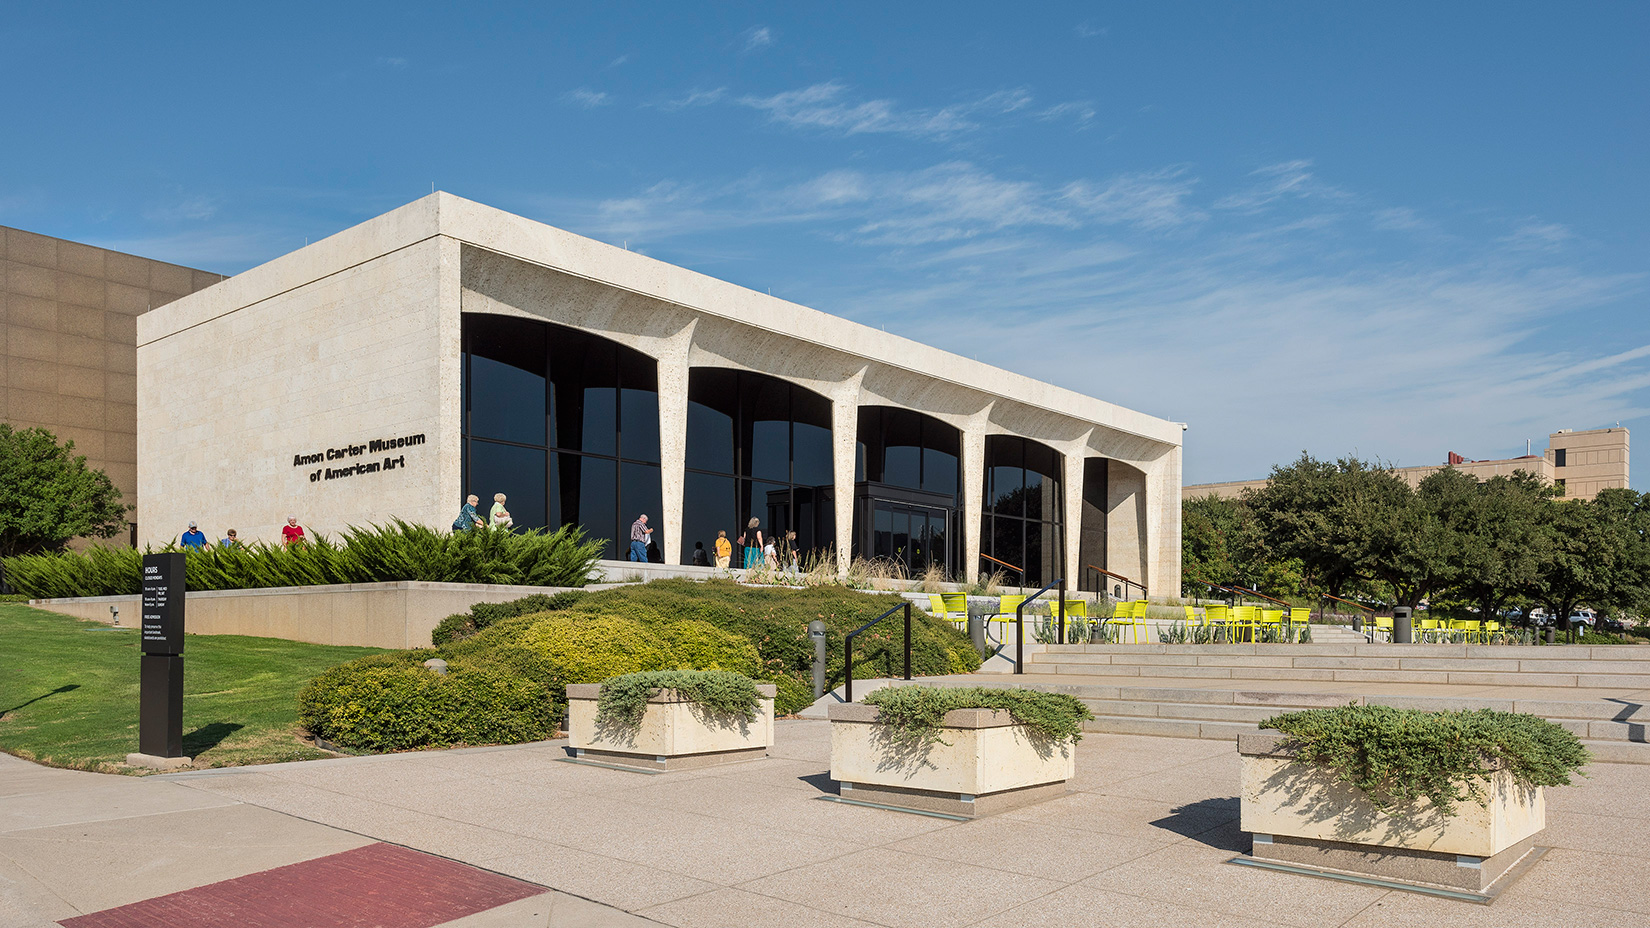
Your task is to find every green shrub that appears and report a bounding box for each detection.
[595,670,760,731]
[1578,632,1629,645]
[301,578,977,751]
[767,672,815,716]
[1263,704,1590,815]
[2,520,603,598]
[297,650,562,751]
[862,685,1094,746]
[431,590,589,646]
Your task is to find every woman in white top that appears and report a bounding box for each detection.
[490,493,513,530]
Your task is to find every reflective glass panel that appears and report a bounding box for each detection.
[620,462,664,561]
[467,317,546,446]
[559,454,617,559]
[682,471,735,563]
[745,377,791,482]
[467,440,546,531]
[686,368,738,474]
[620,388,660,463]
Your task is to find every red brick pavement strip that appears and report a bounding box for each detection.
[57,843,546,928]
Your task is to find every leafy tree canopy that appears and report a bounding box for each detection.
[0,425,128,558]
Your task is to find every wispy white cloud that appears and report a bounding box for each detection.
[742,26,774,51]
[660,87,727,110]
[562,88,611,108]
[736,82,1035,140]
[1075,21,1106,38]
[1063,169,1204,230]
[374,56,408,69]
[1501,220,1574,250]
[1036,100,1097,125]
[1215,160,1343,212]
[144,194,218,223]
[607,54,629,68]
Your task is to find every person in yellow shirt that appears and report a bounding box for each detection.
[714,530,732,569]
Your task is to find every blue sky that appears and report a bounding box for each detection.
[5,2,1646,486]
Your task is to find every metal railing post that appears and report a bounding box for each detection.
[1014,578,1064,674]
[903,603,912,681]
[1058,577,1067,644]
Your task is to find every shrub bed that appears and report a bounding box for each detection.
[861,685,1094,746]
[301,579,980,750]
[595,670,762,730]
[2,520,604,598]
[1262,703,1590,814]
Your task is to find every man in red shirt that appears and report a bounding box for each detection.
[282,516,306,545]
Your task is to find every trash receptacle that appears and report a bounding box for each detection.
[808,620,827,698]
[1392,606,1413,644]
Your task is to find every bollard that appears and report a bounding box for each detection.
[968,608,987,657]
[1392,606,1413,644]
[808,620,828,699]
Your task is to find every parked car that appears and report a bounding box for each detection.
[1568,610,1597,631]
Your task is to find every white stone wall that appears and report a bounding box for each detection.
[136,238,454,548]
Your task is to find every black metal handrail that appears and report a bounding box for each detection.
[1014,577,1065,675]
[843,601,911,702]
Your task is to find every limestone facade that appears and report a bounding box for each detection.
[137,194,1184,594]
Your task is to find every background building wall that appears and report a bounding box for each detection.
[1,225,222,537]
[136,238,454,548]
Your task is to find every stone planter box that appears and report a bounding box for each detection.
[1238,731,1547,896]
[565,682,775,771]
[828,703,1075,817]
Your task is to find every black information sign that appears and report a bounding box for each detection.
[141,552,185,655]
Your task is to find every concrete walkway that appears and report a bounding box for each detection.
[7,721,1649,926]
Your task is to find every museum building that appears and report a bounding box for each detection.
[136,193,1184,594]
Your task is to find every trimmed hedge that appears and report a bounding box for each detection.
[297,650,562,751]
[432,590,587,645]
[301,579,981,750]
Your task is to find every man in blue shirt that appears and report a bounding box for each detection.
[181,521,209,550]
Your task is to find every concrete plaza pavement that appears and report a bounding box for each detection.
[7,720,1650,927]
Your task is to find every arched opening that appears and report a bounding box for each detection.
[980,435,1064,587]
[681,368,833,567]
[853,406,963,577]
[461,313,662,560]
[1078,457,1110,593]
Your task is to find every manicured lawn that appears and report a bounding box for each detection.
[0,603,384,772]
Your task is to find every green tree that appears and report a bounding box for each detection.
[1437,472,1554,622]
[0,425,128,557]
[1248,453,1407,601]
[1527,496,1624,632]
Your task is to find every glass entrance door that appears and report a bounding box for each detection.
[870,499,949,576]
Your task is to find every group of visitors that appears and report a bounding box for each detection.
[452,493,514,532]
[178,516,306,550]
[691,519,798,572]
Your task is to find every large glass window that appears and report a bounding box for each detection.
[980,435,1064,587]
[1078,458,1110,593]
[854,407,963,575]
[463,314,661,560]
[681,369,833,564]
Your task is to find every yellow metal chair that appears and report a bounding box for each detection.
[1105,600,1148,644]
[1260,609,1285,640]
[1288,607,1312,634]
[1371,615,1394,642]
[991,594,1028,642]
[940,592,970,629]
[1204,604,1233,640]
[1232,605,1259,642]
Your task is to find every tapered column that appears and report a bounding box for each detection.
[832,395,859,578]
[1062,448,1085,592]
[655,323,695,565]
[962,429,986,583]
[1143,445,1183,600]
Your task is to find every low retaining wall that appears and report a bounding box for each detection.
[27,581,578,650]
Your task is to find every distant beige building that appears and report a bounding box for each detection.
[1,226,223,540]
[1183,427,1629,502]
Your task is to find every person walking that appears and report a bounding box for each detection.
[763,535,779,570]
[281,516,306,545]
[219,529,242,548]
[452,494,485,532]
[490,493,513,530]
[783,530,800,576]
[180,521,209,550]
[738,517,763,569]
[714,530,732,569]
[692,541,710,567]
[629,514,652,562]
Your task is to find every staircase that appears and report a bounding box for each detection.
[985,641,1650,764]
